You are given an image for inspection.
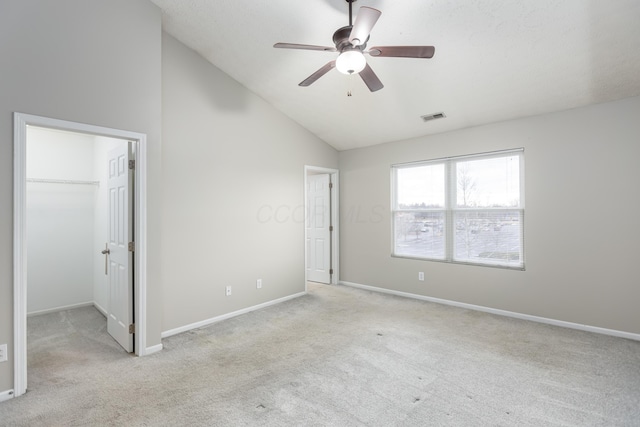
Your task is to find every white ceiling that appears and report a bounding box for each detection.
[150,0,640,151]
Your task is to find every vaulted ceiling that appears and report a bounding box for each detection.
[150,0,640,151]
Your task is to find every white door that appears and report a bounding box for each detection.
[306,174,331,283]
[106,143,134,352]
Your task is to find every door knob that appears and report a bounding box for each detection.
[101,243,110,275]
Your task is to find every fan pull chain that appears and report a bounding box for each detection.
[347,73,354,97]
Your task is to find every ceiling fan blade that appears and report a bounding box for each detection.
[274,43,336,52]
[299,61,337,87]
[368,46,435,58]
[349,7,381,47]
[359,63,383,92]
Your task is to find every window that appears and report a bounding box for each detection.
[392,149,524,269]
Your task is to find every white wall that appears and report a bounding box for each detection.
[0,0,162,392]
[338,96,640,335]
[26,127,97,314]
[25,128,126,317]
[160,34,339,332]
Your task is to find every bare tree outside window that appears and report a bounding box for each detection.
[457,163,477,208]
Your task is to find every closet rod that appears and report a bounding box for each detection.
[26,178,100,186]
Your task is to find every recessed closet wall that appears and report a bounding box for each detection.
[26,127,123,316]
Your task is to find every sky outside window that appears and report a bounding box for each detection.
[396,164,445,208]
[456,155,520,208]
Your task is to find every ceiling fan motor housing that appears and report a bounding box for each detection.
[333,26,368,52]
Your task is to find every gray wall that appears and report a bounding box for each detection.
[160,34,338,332]
[0,0,162,392]
[338,96,640,335]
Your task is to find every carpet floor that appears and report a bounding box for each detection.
[1,283,639,426]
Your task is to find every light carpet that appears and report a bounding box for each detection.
[1,283,639,426]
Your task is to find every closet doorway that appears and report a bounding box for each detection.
[26,127,133,350]
[13,113,149,397]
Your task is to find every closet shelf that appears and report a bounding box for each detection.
[26,178,100,186]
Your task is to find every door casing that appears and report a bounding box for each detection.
[13,113,149,398]
[304,166,339,288]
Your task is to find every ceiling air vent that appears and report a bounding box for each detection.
[421,112,446,123]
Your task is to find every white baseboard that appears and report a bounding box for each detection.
[93,302,108,318]
[27,301,94,317]
[161,292,307,339]
[340,281,640,342]
[144,344,163,355]
[0,389,15,402]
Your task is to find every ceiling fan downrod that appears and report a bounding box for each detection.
[347,0,355,27]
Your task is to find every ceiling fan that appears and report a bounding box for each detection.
[274,0,435,92]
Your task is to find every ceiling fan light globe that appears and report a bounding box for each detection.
[336,50,366,75]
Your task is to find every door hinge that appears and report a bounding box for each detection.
[128,241,135,252]
[129,324,135,334]
[129,159,135,170]
[330,269,334,275]
[329,225,334,232]
[329,182,333,189]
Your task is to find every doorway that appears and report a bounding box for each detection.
[13,113,149,398]
[26,126,134,352]
[304,166,339,287]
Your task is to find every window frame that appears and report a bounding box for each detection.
[391,148,525,270]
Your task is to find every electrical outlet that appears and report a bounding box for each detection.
[418,272,425,281]
[225,286,232,296]
[0,344,7,363]
[256,279,262,289]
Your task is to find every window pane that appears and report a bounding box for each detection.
[454,210,522,266]
[397,164,445,209]
[456,155,520,208]
[392,150,524,269]
[394,211,445,259]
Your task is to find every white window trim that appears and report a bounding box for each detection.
[391,148,525,270]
